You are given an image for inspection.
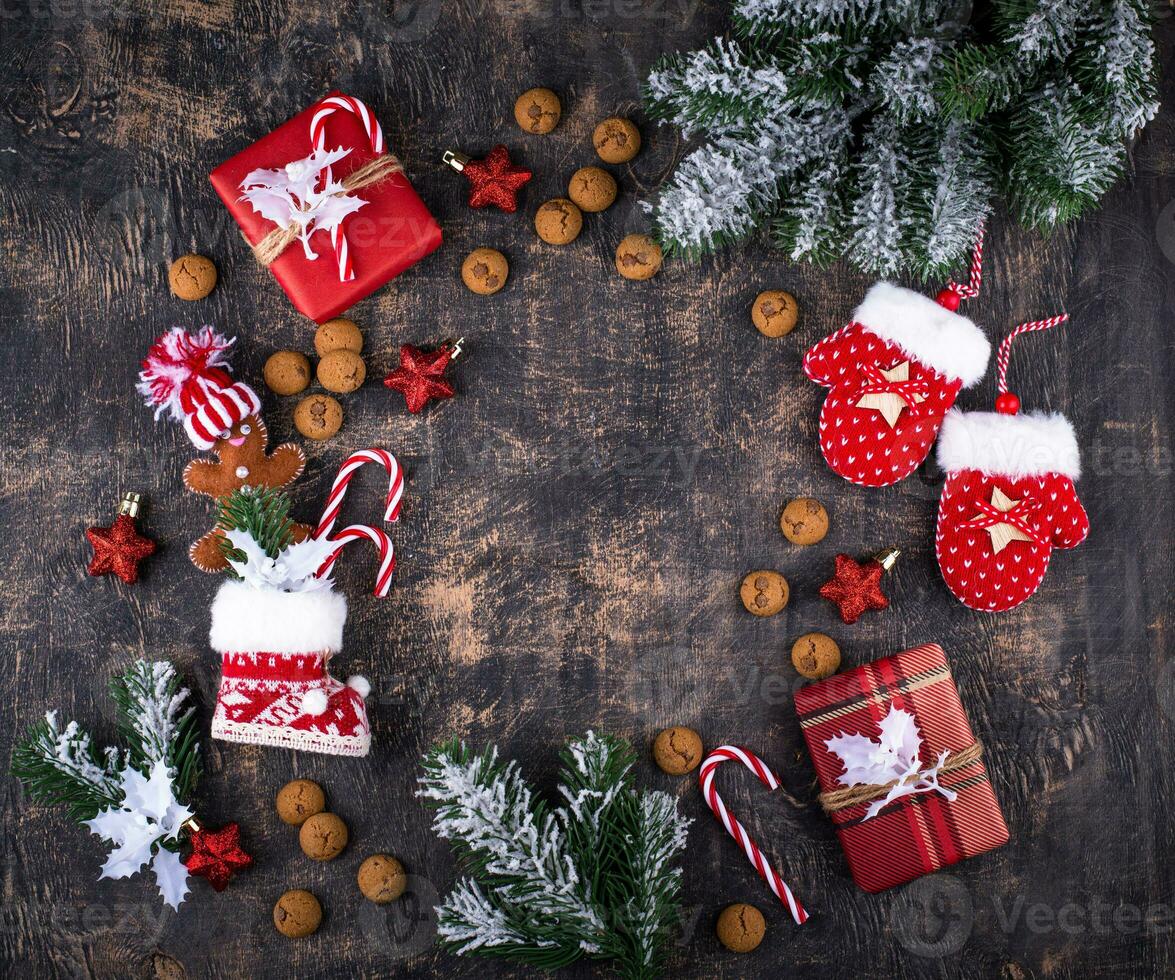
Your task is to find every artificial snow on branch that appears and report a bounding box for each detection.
[644,0,1159,279]
[419,733,691,979]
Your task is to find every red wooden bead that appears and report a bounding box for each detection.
[935,288,961,311]
[995,392,1020,415]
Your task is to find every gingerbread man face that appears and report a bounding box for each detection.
[183,414,305,498]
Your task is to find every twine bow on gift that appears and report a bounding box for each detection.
[240,95,403,282]
[819,705,983,821]
[818,742,983,819]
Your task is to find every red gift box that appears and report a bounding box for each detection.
[794,643,1009,893]
[210,92,442,323]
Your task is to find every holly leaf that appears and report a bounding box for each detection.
[121,759,176,823]
[152,848,190,910]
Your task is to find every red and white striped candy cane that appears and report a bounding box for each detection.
[699,746,809,925]
[312,448,403,596]
[314,448,403,540]
[308,95,386,282]
[316,524,396,597]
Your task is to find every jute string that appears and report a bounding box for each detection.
[249,154,403,267]
[818,741,983,814]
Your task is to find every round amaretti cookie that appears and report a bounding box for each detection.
[791,632,841,680]
[314,317,363,358]
[535,198,583,245]
[653,727,703,776]
[593,117,641,164]
[357,854,408,904]
[264,351,312,396]
[739,570,789,617]
[461,248,509,295]
[779,497,829,545]
[568,166,617,213]
[168,254,217,300]
[514,87,561,134]
[276,779,326,827]
[751,290,799,338]
[716,903,765,952]
[615,234,662,280]
[299,811,349,861]
[294,394,343,441]
[273,889,322,938]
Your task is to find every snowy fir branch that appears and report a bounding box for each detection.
[419,733,691,978]
[644,0,1158,279]
[11,661,200,821]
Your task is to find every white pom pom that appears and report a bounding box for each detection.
[346,675,371,699]
[301,688,329,716]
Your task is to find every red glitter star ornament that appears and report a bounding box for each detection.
[819,548,900,624]
[86,493,157,584]
[443,145,532,213]
[384,339,463,414]
[182,820,253,892]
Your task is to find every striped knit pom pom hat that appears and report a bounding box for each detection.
[138,326,262,449]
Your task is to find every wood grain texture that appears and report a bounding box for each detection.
[1,2,1173,977]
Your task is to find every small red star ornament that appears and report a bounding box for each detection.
[182,820,253,892]
[443,145,532,213]
[86,493,157,584]
[384,339,463,413]
[819,548,900,624]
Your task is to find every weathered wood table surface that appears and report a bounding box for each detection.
[2,2,1173,978]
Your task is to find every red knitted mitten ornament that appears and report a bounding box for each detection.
[935,315,1089,612]
[803,234,990,487]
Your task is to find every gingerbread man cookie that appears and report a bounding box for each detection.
[183,414,307,572]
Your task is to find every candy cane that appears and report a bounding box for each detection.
[316,524,396,597]
[308,95,385,281]
[315,449,403,540]
[699,746,809,925]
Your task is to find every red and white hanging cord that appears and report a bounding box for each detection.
[996,313,1069,398]
[699,746,809,925]
[308,95,387,282]
[313,448,404,596]
[937,224,985,309]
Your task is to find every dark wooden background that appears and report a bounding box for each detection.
[2,2,1173,978]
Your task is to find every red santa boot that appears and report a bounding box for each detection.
[209,582,372,756]
[935,315,1089,612]
[803,282,990,487]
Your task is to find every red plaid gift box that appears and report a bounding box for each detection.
[794,643,1008,893]
[210,92,442,323]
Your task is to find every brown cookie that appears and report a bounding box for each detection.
[751,290,799,338]
[593,117,641,164]
[317,349,366,394]
[314,317,363,358]
[615,234,662,280]
[567,166,617,213]
[779,497,829,545]
[276,779,326,827]
[168,254,217,300]
[653,727,703,776]
[739,570,789,617]
[273,889,322,938]
[357,854,408,904]
[294,394,343,441]
[716,903,765,953]
[299,811,349,861]
[264,351,311,396]
[461,248,509,295]
[791,633,841,680]
[514,87,561,134]
[535,198,583,245]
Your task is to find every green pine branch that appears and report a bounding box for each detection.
[216,486,296,566]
